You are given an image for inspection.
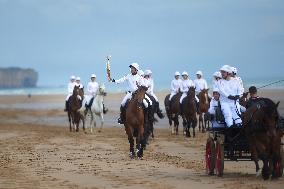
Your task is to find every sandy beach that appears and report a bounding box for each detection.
[0,89,284,189]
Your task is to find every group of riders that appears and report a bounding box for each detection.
[64,74,108,114]
[64,63,261,131]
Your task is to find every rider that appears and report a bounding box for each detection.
[212,71,222,89]
[217,65,243,128]
[231,66,245,96]
[169,71,182,105]
[144,69,164,118]
[179,71,195,108]
[246,86,260,108]
[111,63,146,124]
[194,70,209,111]
[139,69,153,110]
[75,77,84,90]
[85,74,108,114]
[64,75,76,112]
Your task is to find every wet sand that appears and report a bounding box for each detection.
[0,90,284,189]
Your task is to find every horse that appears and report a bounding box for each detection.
[85,84,106,133]
[181,87,197,137]
[243,98,283,179]
[197,89,210,132]
[124,85,148,159]
[67,85,85,132]
[164,92,182,135]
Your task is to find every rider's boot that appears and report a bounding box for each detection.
[156,102,164,119]
[118,106,125,124]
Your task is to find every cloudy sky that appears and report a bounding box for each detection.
[0,0,283,87]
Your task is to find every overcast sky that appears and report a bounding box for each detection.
[0,0,283,87]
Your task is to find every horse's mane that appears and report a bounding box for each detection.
[257,98,278,117]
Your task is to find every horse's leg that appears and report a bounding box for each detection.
[125,126,135,159]
[68,112,72,132]
[251,147,261,176]
[201,113,205,133]
[99,113,104,132]
[198,113,201,132]
[186,120,191,138]
[80,112,86,133]
[193,119,197,138]
[137,125,145,159]
[262,158,270,180]
[175,115,179,135]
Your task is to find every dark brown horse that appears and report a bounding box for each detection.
[181,87,197,137]
[124,86,148,159]
[68,85,85,132]
[243,98,283,179]
[197,89,210,132]
[164,92,182,135]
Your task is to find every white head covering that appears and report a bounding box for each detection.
[144,69,152,76]
[220,65,232,73]
[213,87,219,93]
[182,71,189,76]
[76,77,81,81]
[129,62,140,70]
[70,75,76,80]
[196,70,203,76]
[138,70,144,76]
[231,66,237,74]
[91,74,96,78]
[213,71,221,78]
[174,71,180,76]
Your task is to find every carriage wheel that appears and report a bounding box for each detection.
[205,137,216,175]
[215,140,224,177]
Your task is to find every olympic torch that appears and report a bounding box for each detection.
[106,55,111,82]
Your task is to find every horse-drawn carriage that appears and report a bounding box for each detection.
[205,98,284,180]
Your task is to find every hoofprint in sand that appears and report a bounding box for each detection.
[0,89,284,189]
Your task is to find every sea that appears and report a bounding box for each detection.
[0,77,283,95]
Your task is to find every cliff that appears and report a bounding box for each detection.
[0,67,38,88]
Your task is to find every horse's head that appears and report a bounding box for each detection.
[187,86,196,98]
[239,92,248,107]
[199,89,209,103]
[132,85,148,104]
[243,98,280,130]
[97,84,106,96]
[72,85,84,100]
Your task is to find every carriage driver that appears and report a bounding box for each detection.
[217,65,243,128]
[144,69,164,118]
[64,75,76,112]
[85,74,108,113]
[111,63,146,124]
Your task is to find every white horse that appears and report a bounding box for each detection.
[85,84,106,133]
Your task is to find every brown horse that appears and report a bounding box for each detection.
[197,89,210,132]
[68,85,85,132]
[124,86,148,159]
[181,87,197,137]
[164,92,182,135]
[243,98,283,179]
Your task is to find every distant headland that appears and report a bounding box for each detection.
[0,67,38,88]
